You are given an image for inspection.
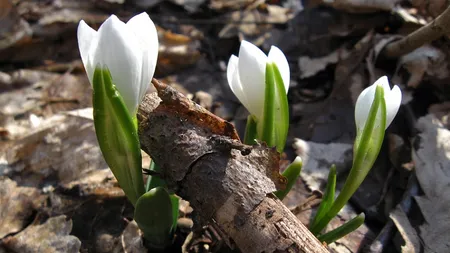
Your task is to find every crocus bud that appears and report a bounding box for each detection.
[227,40,290,121]
[310,76,402,235]
[77,13,158,115]
[355,76,401,132]
[227,40,290,152]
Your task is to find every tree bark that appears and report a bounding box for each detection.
[137,78,329,253]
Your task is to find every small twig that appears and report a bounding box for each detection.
[382,5,450,58]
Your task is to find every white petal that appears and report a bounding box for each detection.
[385,85,402,128]
[373,76,402,129]
[126,13,159,103]
[227,55,251,112]
[227,55,239,89]
[77,20,99,84]
[95,15,143,114]
[354,83,376,131]
[268,45,290,93]
[238,40,267,118]
[373,76,390,93]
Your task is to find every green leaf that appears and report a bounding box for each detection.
[259,63,276,149]
[146,160,166,192]
[170,195,180,235]
[92,67,145,206]
[274,157,302,200]
[317,213,365,244]
[271,63,289,153]
[244,115,258,145]
[311,164,336,232]
[144,162,179,239]
[310,85,386,234]
[134,187,174,250]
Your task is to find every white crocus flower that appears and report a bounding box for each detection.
[355,76,402,131]
[227,40,290,120]
[77,13,158,115]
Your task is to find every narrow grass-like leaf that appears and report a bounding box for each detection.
[272,63,289,153]
[317,213,365,244]
[274,156,302,200]
[311,86,386,234]
[134,187,174,250]
[311,164,336,232]
[244,115,258,145]
[92,67,145,206]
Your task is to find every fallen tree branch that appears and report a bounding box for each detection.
[382,5,450,58]
[137,78,329,253]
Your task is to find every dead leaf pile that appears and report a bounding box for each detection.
[1,0,450,252]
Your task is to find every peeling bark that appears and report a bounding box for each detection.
[138,78,329,253]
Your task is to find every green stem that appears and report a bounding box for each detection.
[310,86,386,234]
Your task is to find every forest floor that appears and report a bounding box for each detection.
[1,0,450,252]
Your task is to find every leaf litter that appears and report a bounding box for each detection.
[1,0,450,252]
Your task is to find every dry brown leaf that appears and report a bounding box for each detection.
[2,215,81,253]
[428,102,450,129]
[299,46,351,79]
[395,45,448,88]
[1,111,108,187]
[219,4,294,41]
[0,177,45,239]
[0,0,32,50]
[389,207,421,252]
[120,221,146,253]
[168,0,205,13]
[0,69,91,126]
[292,138,353,192]
[157,27,202,76]
[411,115,450,253]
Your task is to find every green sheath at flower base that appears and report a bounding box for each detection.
[271,62,289,153]
[92,67,145,206]
[274,156,302,200]
[317,213,365,244]
[310,85,387,235]
[260,63,276,149]
[134,187,174,250]
[260,62,289,153]
[244,115,258,145]
[311,164,336,231]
